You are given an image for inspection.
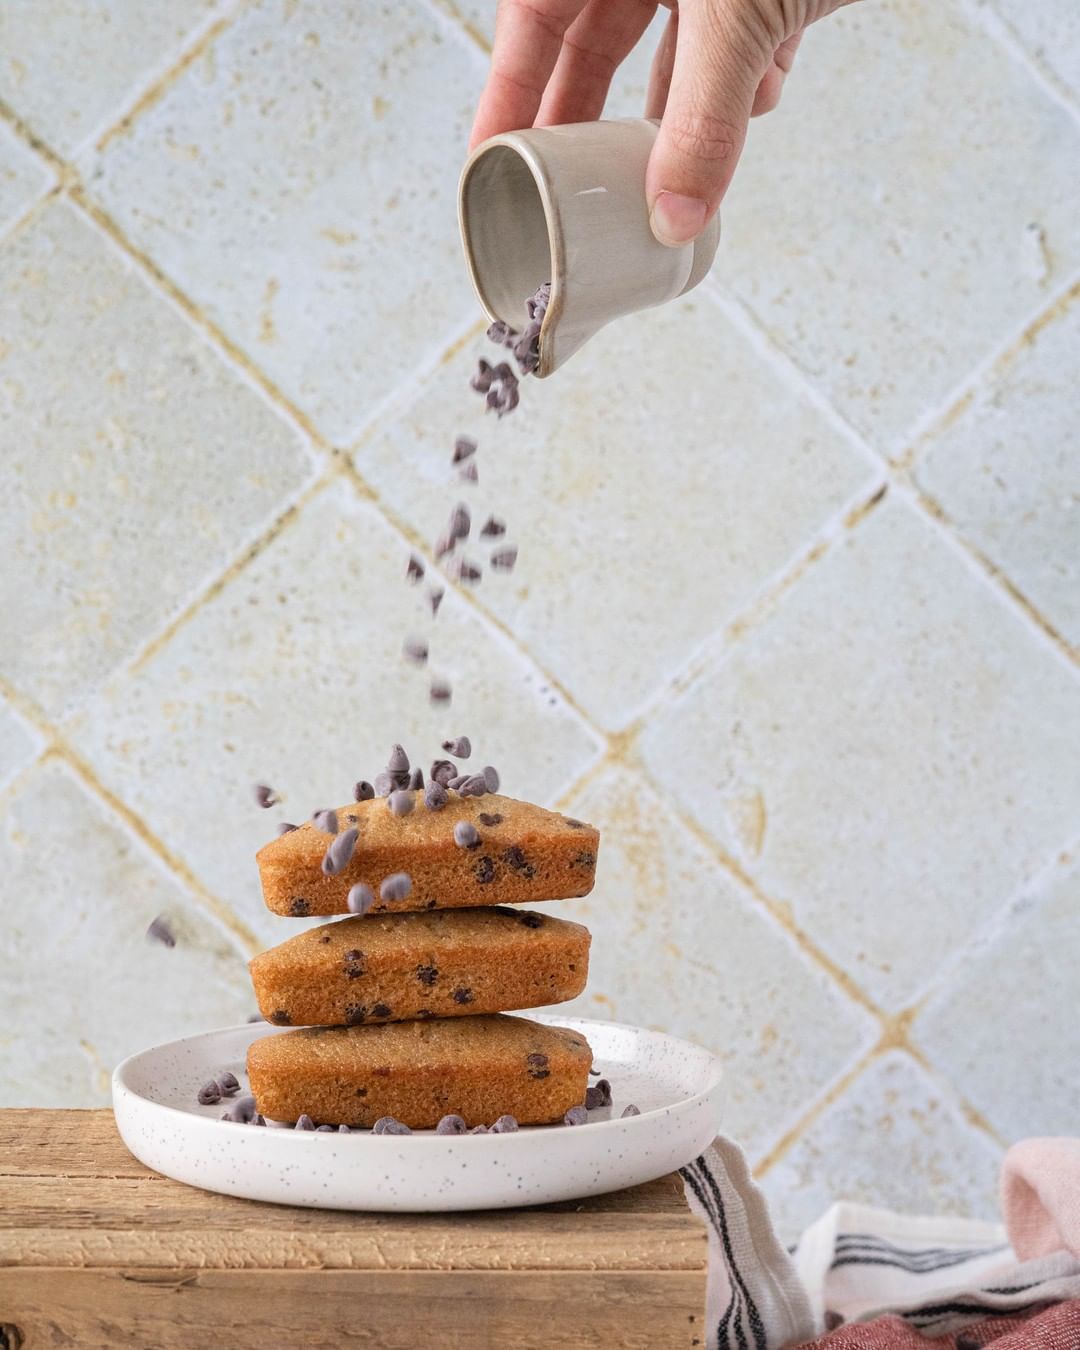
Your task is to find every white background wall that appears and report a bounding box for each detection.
[0,0,1077,1238]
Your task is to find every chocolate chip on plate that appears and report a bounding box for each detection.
[373,1116,412,1136]
[197,1080,221,1105]
[563,1105,588,1127]
[295,1114,315,1131]
[436,1113,467,1135]
[491,1114,519,1133]
[621,1104,641,1118]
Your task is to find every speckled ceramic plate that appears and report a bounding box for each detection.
[113,1014,723,1212]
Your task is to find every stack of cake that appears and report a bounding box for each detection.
[245,746,600,1130]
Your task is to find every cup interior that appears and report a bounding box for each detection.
[460,145,553,330]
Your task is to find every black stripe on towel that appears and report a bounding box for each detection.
[697,1155,768,1350]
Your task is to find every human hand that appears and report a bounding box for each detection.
[469,0,859,246]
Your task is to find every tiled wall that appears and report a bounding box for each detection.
[1,0,1077,1238]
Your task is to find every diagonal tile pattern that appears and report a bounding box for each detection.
[0,199,315,720]
[640,500,1080,1009]
[85,0,485,444]
[0,0,1076,1238]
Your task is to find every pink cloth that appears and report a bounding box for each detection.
[1002,1138,1080,1262]
[791,1299,1080,1348]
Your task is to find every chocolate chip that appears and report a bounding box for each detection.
[347,883,374,916]
[371,1002,392,1018]
[373,771,394,797]
[145,915,176,948]
[442,736,471,759]
[490,546,518,572]
[526,1052,550,1079]
[458,774,487,797]
[312,808,338,834]
[319,934,331,944]
[295,1114,315,1131]
[469,1124,489,1134]
[430,679,452,704]
[197,1080,222,1105]
[322,826,358,876]
[344,948,364,962]
[454,820,479,849]
[271,1009,292,1025]
[564,818,586,829]
[254,783,278,809]
[430,759,456,786]
[448,503,471,541]
[315,1123,334,1132]
[824,1312,845,1332]
[563,1105,588,1127]
[480,515,506,538]
[373,1116,412,1135]
[428,586,445,616]
[232,1095,257,1123]
[424,781,448,811]
[388,789,415,817]
[353,781,374,802]
[409,767,424,790]
[277,821,299,835]
[354,1087,368,1096]
[478,812,502,826]
[519,912,543,928]
[416,964,438,986]
[491,1115,519,1133]
[345,1004,367,1025]
[218,1072,240,1094]
[436,1113,467,1135]
[459,460,479,484]
[387,744,409,774]
[403,636,428,664]
[434,530,456,559]
[447,773,469,790]
[345,964,364,980]
[502,846,535,878]
[252,1114,266,1127]
[474,855,496,884]
[470,359,494,393]
[621,1104,641,1118]
[451,557,481,584]
[585,1086,606,1111]
[416,1009,436,1018]
[380,872,412,902]
[406,555,424,583]
[482,765,500,793]
[574,850,595,867]
[453,435,477,464]
[338,1123,351,1133]
[288,897,311,917]
[452,987,473,1005]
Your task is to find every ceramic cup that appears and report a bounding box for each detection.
[458,117,721,378]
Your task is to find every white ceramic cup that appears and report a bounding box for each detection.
[458,117,721,378]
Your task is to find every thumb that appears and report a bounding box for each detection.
[646,1,771,246]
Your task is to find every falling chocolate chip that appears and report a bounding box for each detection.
[388,789,415,818]
[459,774,487,797]
[277,821,299,835]
[452,987,473,1005]
[563,1105,588,1127]
[436,1113,467,1135]
[197,1080,222,1105]
[491,1115,519,1133]
[482,765,500,793]
[430,679,452,704]
[254,783,279,808]
[448,503,471,542]
[312,809,339,835]
[380,873,412,902]
[428,586,445,616]
[322,826,358,876]
[416,964,438,986]
[486,321,515,347]
[145,915,176,948]
[451,557,481,584]
[453,435,477,463]
[434,530,456,560]
[430,759,455,786]
[478,812,503,826]
[403,636,428,665]
[459,461,479,484]
[424,781,448,811]
[480,515,506,539]
[353,781,374,802]
[387,744,410,774]
[347,883,374,916]
[442,736,471,759]
[470,359,494,393]
[295,1114,315,1131]
[502,846,535,877]
[252,1114,266,1127]
[621,1104,641,1118]
[373,1116,412,1136]
[491,546,518,572]
[454,820,479,849]
[447,773,468,790]
[271,1009,292,1025]
[474,855,496,884]
[288,898,311,917]
[406,555,424,584]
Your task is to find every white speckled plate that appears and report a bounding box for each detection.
[113,1015,723,1212]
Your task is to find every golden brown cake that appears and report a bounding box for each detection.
[256,792,598,918]
[249,906,590,1028]
[247,1014,593,1128]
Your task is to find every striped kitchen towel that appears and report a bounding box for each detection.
[680,1139,1080,1349]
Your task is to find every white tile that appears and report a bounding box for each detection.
[0,121,51,233]
[0,200,313,719]
[916,857,1080,1142]
[547,768,874,1158]
[918,292,1080,647]
[987,0,1080,105]
[0,0,220,157]
[87,0,484,444]
[760,1054,1002,1241]
[358,294,875,729]
[718,0,1080,451]
[640,500,1080,1009]
[67,482,601,946]
[0,702,42,791]
[0,760,251,1108]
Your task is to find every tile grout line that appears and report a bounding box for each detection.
[0,96,69,174]
[0,176,62,251]
[961,0,1080,133]
[0,675,262,960]
[419,0,492,57]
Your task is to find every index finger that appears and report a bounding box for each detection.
[469,0,589,150]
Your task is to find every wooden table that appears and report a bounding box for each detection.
[0,1110,707,1348]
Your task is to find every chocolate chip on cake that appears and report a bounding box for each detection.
[520,912,544,929]
[312,809,339,835]
[353,781,374,802]
[347,883,374,916]
[452,987,473,1005]
[288,898,311,917]
[345,1004,367,1025]
[454,820,480,849]
[459,774,487,797]
[371,1002,392,1018]
[388,789,415,817]
[474,855,497,884]
[424,781,449,811]
[415,964,439,986]
[502,846,535,877]
[478,812,502,826]
[271,1009,292,1025]
[526,1053,550,1080]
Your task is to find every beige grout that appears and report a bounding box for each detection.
[0,96,69,174]
[421,0,492,56]
[962,0,1080,132]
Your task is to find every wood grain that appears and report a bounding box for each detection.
[0,1110,708,1349]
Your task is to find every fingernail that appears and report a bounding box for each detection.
[650,191,708,247]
